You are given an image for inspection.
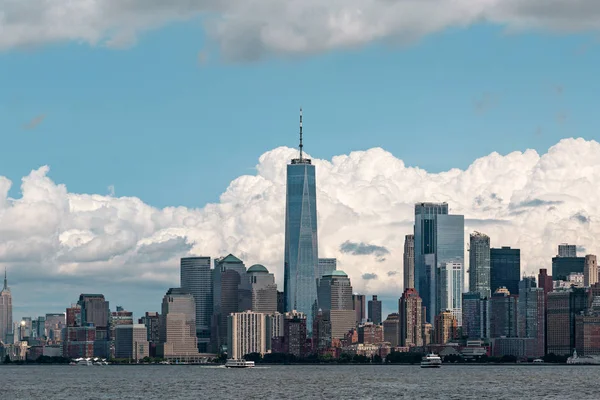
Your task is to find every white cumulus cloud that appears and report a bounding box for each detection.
[1,0,600,59]
[2,138,600,318]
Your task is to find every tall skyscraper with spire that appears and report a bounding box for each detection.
[284,108,319,332]
[0,270,13,343]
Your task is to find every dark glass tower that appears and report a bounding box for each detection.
[490,247,521,295]
[284,109,319,332]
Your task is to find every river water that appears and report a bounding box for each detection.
[0,364,597,399]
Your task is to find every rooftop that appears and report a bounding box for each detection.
[247,264,269,273]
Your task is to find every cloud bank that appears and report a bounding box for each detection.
[2,1,600,59]
[2,137,600,317]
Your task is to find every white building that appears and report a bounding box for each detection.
[440,262,463,326]
[227,311,267,360]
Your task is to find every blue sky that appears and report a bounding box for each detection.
[1,21,598,209]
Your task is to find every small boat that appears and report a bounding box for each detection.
[533,358,544,364]
[420,353,442,368]
[225,359,255,368]
[76,358,93,366]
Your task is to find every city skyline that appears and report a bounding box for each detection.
[2,138,600,320]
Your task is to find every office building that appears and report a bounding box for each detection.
[313,310,332,353]
[462,292,490,340]
[439,262,463,326]
[414,202,464,322]
[403,234,415,289]
[212,254,250,352]
[399,288,423,347]
[78,294,110,357]
[114,324,149,360]
[358,322,384,344]
[517,280,545,357]
[575,315,600,356]
[44,313,65,343]
[368,295,382,325]
[383,313,400,347]
[469,232,491,299]
[558,244,577,258]
[584,255,598,287]
[110,306,133,339]
[0,271,13,344]
[318,258,337,282]
[538,269,553,297]
[352,294,366,325]
[317,271,355,339]
[282,310,307,357]
[434,310,457,345]
[139,312,161,343]
[553,245,585,281]
[63,325,96,358]
[157,288,199,361]
[490,287,518,338]
[247,264,277,314]
[277,291,285,314]
[228,311,267,360]
[490,247,520,295]
[284,110,319,332]
[547,288,587,356]
[181,257,213,353]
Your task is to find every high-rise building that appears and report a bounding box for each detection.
[181,257,213,353]
[434,311,457,345]
[312,310,332,353]
[110,306,133,336]
[439,262,463,326]
[399,288,423,347]
[228,311,267,360]
[277,291,285,314]
[584,255,598,287]
[211,254,250,352]
[317,271,355,339]
[114,324,149,360]
[352,294,366,325]
[383,313,400,347]
[469,232,491,299]
[403,234,415,289]
[78,294,110,357]
[462,292,490,340]
[547,288,587,356]
[490,247,520,295]
[247,264,278,314]
[139,311,160,356]
[157,288,200,361]
[368,295,382,325]
[552,245,585,281]
[0,270,13,344]
[282,310,307,357]
[575,315,600,356]
[490,287,518,338]
[414,202,464,322]
[558,243,577,258]
[317,258,337,282]
[44,313,65,343]
[284,109,319,332]
[358,322,384,344]
[517,279,545,357]
[538,269,553,297]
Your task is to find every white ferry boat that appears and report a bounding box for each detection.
[420,353,442,368]
[225,359,255,368]
[75,358,93,366]
[567,350,600,365]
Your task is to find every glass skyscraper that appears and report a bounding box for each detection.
[469,232,491,299]
[284,110,319,331]
[180,256,212,353]
[414,202,464,322]
[490,247,521,295]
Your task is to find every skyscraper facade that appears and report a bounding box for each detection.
[317,258,337,282]
[383,313,400,347]
[180,257,212,352]
[414,202,464,322]
[462,292,490,340]
[403,234,415,289]
[434,310,457,345]
[158,288,199,361]
[517,279,545,357]
[317,271,355,339]
[247,264,278,314]
[399,288,423,347]
[352,294,366,325]
[368,295,382,325]
[469,232,491,299]
[584,255,598,287]
[490,247,521,295]
[439,262,463,326]
[0,271,12,344]
[284,110,319,332]
[558,243,577,258]
[490,287,518,338]
[228,311,267,360]
[78,294,110,357]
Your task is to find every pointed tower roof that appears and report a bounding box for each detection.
[220,254,243,263]
[1,268,9,293]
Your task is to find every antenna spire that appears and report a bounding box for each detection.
[3,268,6,290]
[299,107,303,161]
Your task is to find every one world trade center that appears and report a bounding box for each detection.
[284,108,319,331]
